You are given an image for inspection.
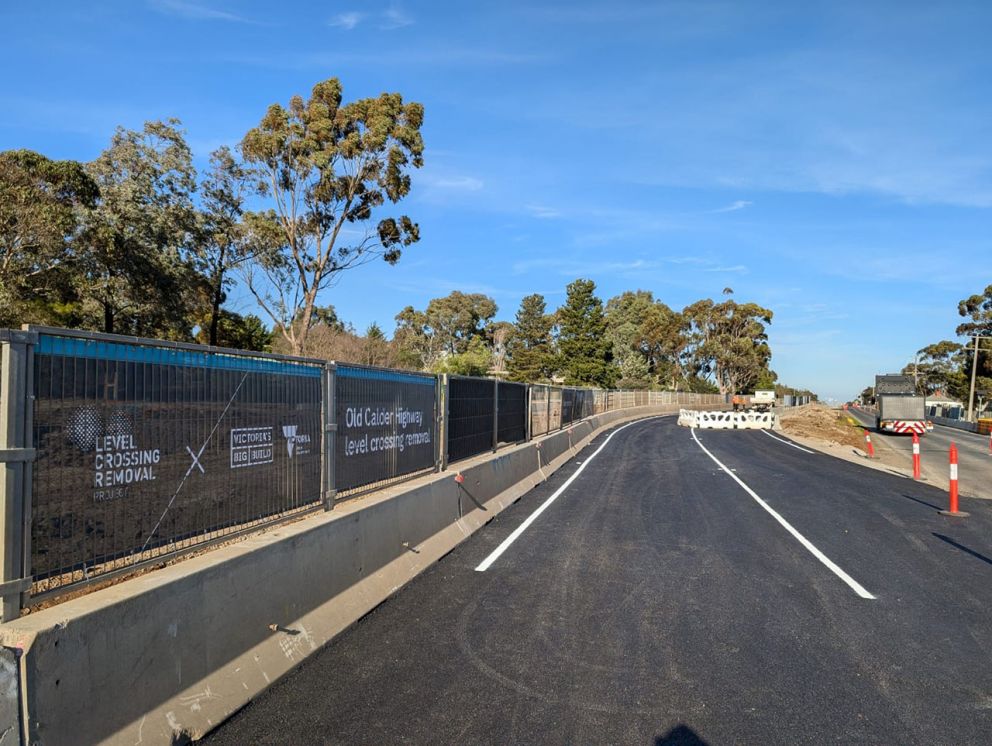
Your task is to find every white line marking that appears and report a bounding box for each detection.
[475,417,661,572]
[691,429,875,599]
[761,429,815,454]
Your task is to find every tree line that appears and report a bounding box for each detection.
[0,78,424,353]
[876,284,992,409]
[347,281,785,395]
[1,75,797,395]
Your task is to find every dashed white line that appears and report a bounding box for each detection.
[475,417,662,572]
[691,428,875,600]
[761,429,815,454]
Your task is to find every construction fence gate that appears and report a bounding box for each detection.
[0,325,727,619]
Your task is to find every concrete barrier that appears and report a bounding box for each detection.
[0,405,675,746]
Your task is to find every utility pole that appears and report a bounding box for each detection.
[966,335,991,422]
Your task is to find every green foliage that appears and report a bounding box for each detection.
[363,322,390,366]
[682,290,773,394]
[195,146,257,346]
[557,279,615,387]
[604,291,654,387]
[239,78,424,355]
[900,340,965,396]
[754,368,778,389]
[507,293,554,383]
[394,291,497,370]
[432,337,492,376]
[82,119,200,337]
[0,149,98,325]
[194,311,272,351]
[956,284,992,338]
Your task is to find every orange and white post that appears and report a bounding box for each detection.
[912,432,921,479]
[940,442,969,517]
[864,429,875,459]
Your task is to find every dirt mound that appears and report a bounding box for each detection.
[779,404,867,450]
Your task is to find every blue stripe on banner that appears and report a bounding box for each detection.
[336,364,436,386]
[37,335,323,378]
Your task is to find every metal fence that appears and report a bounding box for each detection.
[0,325,733,617]
[334,363,438,497]
[446,376,496,463]
[497,381,528,446]
[26,328,325,599]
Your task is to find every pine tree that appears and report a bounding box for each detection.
[557,279,615,387]
[507,293,554,382]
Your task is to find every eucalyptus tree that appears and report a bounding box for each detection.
[239,78,424,355]
[394,291,497,371]
[196,146,259,346]
[82,119,199,337]
[682,290,773,395]
[0,150,97,325]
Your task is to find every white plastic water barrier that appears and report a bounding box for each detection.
[678,409,779,430]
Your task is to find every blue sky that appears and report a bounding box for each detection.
[2,1,990,400]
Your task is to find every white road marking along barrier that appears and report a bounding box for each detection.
[475,417,663,572]
[691,429,876,600]
[760,429,815,454]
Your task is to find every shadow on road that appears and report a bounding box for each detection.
[899,493,942,511]
[655,724,710,745]
[933,533,992,568]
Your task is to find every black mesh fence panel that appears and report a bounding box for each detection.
[30,333,322,593]
[496,382,527,445]
[447,377,495,462]
[335,364,437,496]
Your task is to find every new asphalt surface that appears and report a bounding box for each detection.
[205,416,992,745]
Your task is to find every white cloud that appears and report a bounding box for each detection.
[149,0,251,23]
[431,176,484,191]
[328,11,363,30]
[713,200,752,213]
[526,204,561,219]
[703,265,748,273]
[381,4,413,29]
[511,258,661,276]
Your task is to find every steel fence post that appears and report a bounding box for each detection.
[492,378,499,452]
[0,329,37,621]
[442,374,450,471]
[526,385,533,441]
[322,362,337,510]
[434,374,442,471]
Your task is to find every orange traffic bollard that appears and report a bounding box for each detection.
[912,432,921,480]
[864,429,875,458]
[940,443,969,517]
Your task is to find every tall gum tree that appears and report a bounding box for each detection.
[83,119,199,337]
[240,78,424,355]
[0,150,98,325]
[682,291,773,395]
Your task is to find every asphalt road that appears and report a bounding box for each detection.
[848,406,991,498]
[206,416,992,745]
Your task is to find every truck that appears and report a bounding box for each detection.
[874,374,931,434]
[731,390,776,412]
[751,389,776,412]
